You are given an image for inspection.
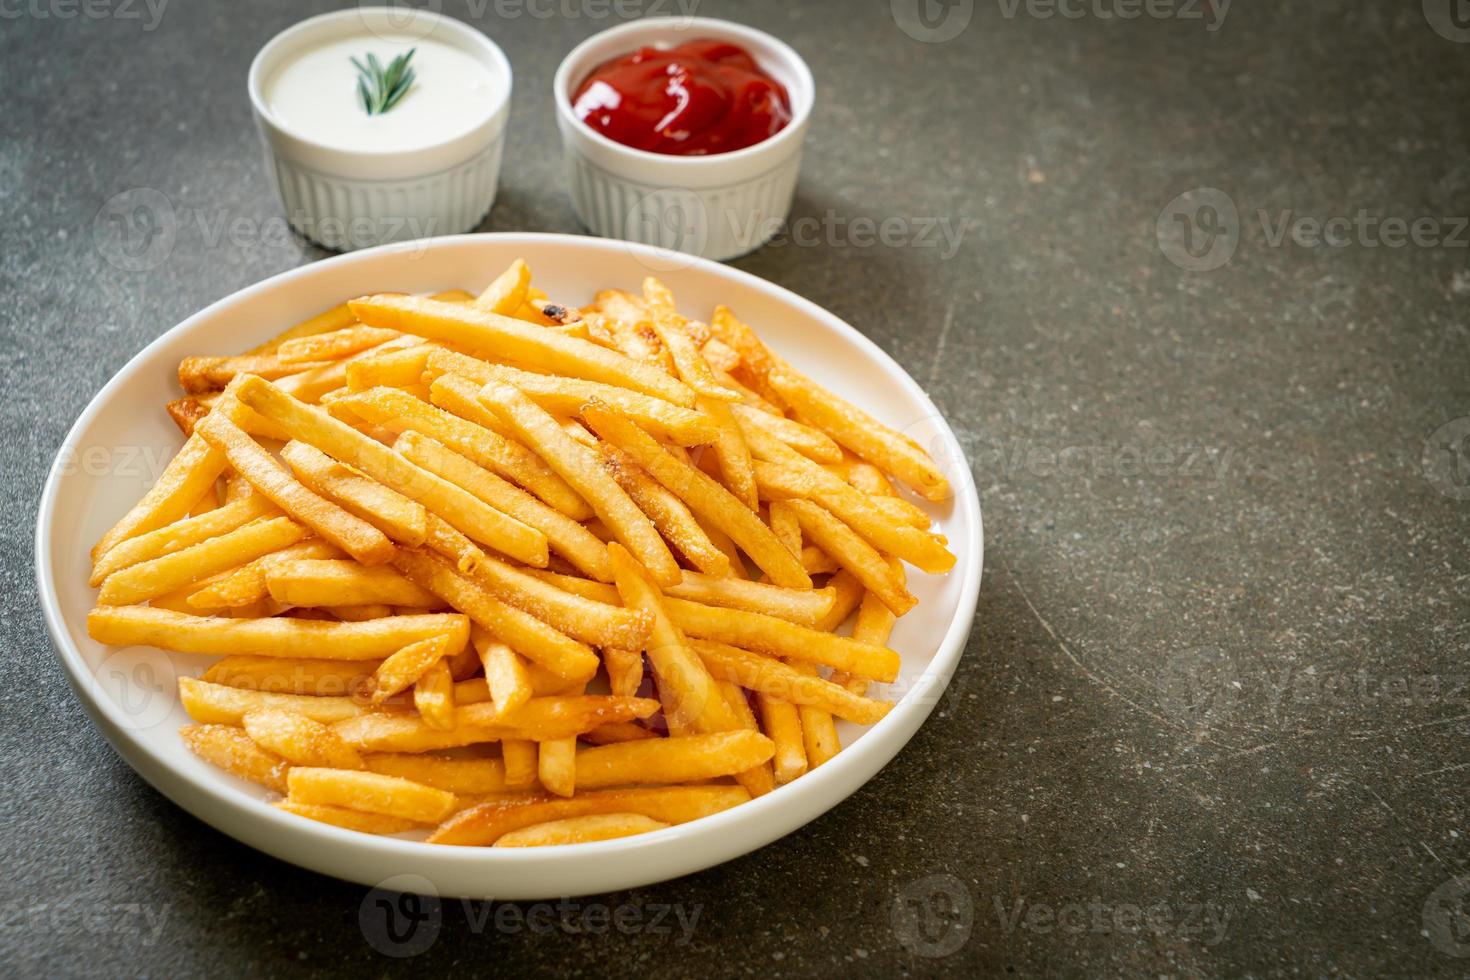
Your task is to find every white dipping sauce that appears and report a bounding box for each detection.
[265,34,497,153]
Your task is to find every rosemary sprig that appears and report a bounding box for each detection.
[351,48,416,116]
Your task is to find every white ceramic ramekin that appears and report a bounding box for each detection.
[553,17,815,263]
[248,8,512,252]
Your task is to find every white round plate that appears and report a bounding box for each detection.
[35,233,982,900]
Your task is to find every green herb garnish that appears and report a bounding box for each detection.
[351,48,416,116]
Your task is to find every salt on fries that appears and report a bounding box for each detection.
[83,261,956,847]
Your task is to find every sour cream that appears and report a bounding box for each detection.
[264,34,499,154]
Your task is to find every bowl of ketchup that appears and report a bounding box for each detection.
[553,18,814,262]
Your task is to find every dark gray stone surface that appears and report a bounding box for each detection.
[4,0,1469,975]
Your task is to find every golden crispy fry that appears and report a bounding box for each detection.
[392,548,599,682]
[472,626,532,717]
[475,258,531,314]
[582,720,657,745]
[393,430,611,581]
[98,517,306,606]
[92,433,227,565]
[693,641,894,724]
[277,335,421,404]
[460,545,649,648]
[275,800,421,835]
[178,354,334,393]
[344,343,437,392]
[603,646,643,699]
[287,767,457,823]
[767,499,802,558]
[279,442,428,546]
[538,738,577,798]
[666,572,835,626]
[718,680,774,797]
[277,325,399,363]
[642,306,739,404]
[582,403,810,588]
[831,590,897,696]
[756,693,806,785]
[179,677,366,725]
[248,303,357,356]
[479,384,681,585]
[596,444,731,577]
[165,396,211,437]
[664,597,899,682]
[501,740,538,790]
[370,634,454,703]
[415,659,456,730]
[333,384,590,522]
[429,785,750,846]
[708,305,789,409]
[815,569,866,631]
[203,655,376,697]
[180,723,289,793]
[348,294,697,405]
[265,559,439,608]
[700,397,760,510]
[731,403,842,463]
[196,410,396,565]
[792,659,841,768]
[234,376,549,566]
[767,367,951,501]
[429,353,719,446]
[332,695,659,752]
[242,708,365,769]
[363,753,507,794]
[89,493,277,587]
[186,539,343,609]
[88,605,469,660]
[494,812,669,847]
[573,730,772,792]
[786,498,917,615]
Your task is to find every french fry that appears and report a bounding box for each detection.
[785,498,917,615]
[88,606,469,660]
[179,677,366,725]
[178,354,334,393]
[392,548,600,682]
[180,723,289,793]
[475,258,531,314]
[370,634,454,703]
[429,785,750,846]
[415,659,456,730]
[233,376,549,567]
[242,708,365,769]
[332,696,660,752]
[478,384,681,585]
[494,813,669,847]
[693,641,894,724]
[465,548,648,649]
[333,384,591,523]
[363,753,507,794]
[582,721,657,745]
[603,646,643,699]
[596,444,731,577]
[501,740,538,789]
[264,559,440,608]
[248,302,357,355]
[792,659,841,768]
[275,800,421,835]
[98,516,306,606]
[91,433,227,565]
[196,410,396,566]
[89,493,277,586]
[767,499,802,558]
[768,368,951,501]
[665,572,835,626]
[393,429,611,581]
[277,325,399,363]
[344,343,437,392]
[831,590,897,696]
[731,403,842,463]
[708,305,789,409]
[815,569,865,631]
[287,767,457,823]
[582,403,810,589]
[756,694,806,785]
[575,731,773,789]
[538,738,577,798]
[165,396,211,437]
[279,441,428,546]
[203,656,375,697]
[186,539,344,609]
[428,353,719,446]
[663,598,900,682]
[349,293,697,405]
[700,397,760,510]
[472,626,532,717]
[718,680,774,797]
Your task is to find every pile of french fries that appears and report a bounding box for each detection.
[84,259,956,848]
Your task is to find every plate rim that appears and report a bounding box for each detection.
[34,231,983,897]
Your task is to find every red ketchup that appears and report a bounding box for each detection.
[572,40,793,156]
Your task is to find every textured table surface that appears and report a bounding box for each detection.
[5,0,1470,976]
